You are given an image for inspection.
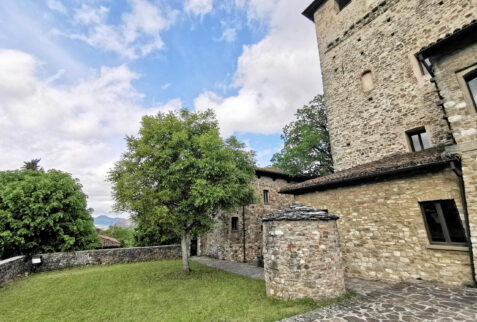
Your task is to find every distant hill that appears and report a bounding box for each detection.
[113,218,135,228]
[94,215,123,227]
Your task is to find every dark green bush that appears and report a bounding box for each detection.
[0,169,100,259]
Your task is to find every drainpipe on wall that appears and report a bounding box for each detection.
[451,161,477,287]
[242,206,246,263]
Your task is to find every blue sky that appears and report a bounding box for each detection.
[0,0,322,218]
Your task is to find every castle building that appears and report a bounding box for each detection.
[202,0,477,286]
[199,168,308,265]
[280,0,476,285]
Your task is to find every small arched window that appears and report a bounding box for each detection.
[361,70,374,92]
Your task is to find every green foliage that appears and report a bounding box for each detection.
[271,95,333,177]
[100,227,136,248]
[22,159,42,171]
[108,109,256,266]
[0,260,349,321]
[0,169,100,259]
[133,221,180,247]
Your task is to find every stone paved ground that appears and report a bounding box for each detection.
[190,256,264,280]
[192,256,477,322]
[282,282,477,322]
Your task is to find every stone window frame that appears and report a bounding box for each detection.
[263,190,270,204]
[419,199,468,247]
[406,127,431,152]
[455,63,477,114]
[231,217,239,232]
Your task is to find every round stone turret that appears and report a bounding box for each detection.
[262,203,345,301]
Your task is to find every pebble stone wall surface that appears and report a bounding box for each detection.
[262,204,345,301]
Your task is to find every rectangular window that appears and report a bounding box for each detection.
[336,0,351,11]
[231,217,238,231]
[407,128,431,152]
[263,190,269,204]
[464,69,477,110]
[420,200,467,245]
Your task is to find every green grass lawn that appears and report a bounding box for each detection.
[0,260,350,322]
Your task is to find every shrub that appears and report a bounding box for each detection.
[0,169,100,259]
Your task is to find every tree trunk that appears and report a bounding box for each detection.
[181,231,191,272]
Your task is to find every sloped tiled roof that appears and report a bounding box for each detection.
[98,234,122,248]
[280,147,459,194]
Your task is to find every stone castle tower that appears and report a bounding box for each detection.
[303,0,476,171]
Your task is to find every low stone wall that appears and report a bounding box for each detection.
[0,245,181,286]
[0,256,31,286]
[37,245,181,272]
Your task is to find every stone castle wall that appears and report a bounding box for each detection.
[312,0,476,171]
[295,168,473,285]
[263,216,345,301]
[201,175,295,263]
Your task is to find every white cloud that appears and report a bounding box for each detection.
[218,27,237,42]
[0,49,181,218]
[185,0,214,16]
[194,0,322,136]
[46,0,67,15]
[65,0,179,59]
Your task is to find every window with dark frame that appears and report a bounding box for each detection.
[464,69,477,110]
[420,200,467,246]
[231,217,239,231]
[407,128,431,152]
[263,190,269,204]
[336,0,351,11]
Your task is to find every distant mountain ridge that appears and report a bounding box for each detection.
[94,215,123,227]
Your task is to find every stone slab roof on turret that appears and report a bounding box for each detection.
[280,147,459,195]
[262,203,339,222]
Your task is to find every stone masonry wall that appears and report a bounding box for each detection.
[0,256,31,286]
[202,175,295,264]
[432,35,477,283]
[295,168,473,285]
[263,219,345,301]
[311,0,476,171]
[0,245,181,285]
[462,151,477,283]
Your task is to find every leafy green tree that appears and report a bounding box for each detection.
[22,159,42,171]
[100,227,136,248]
[108,109,256,271]
[271,94,333,176]
[134,221,179,247]
[0,169,100,259]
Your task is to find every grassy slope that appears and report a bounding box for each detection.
[0,260,350,322]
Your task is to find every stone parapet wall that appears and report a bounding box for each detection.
[0,256,31,286]
[0,245,181,286]
[295,169,473,285]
